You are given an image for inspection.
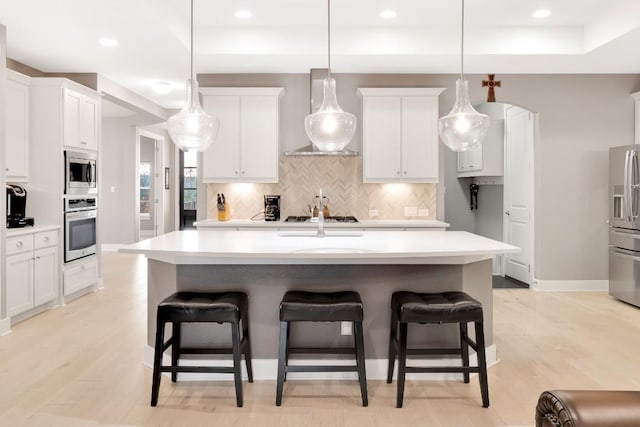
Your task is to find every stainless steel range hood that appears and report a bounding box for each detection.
[284,69,359,157]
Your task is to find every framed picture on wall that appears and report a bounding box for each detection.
[164,167,170,190]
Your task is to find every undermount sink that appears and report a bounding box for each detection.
[278,231,364,238]
[290,247,374,254]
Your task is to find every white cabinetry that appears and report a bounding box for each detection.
[358,88,444,183]
[5,70,30,182]
[63,88,99,150]
[63,259,99,296]
[456,119,504,178]
[201,87,284,183]
[5,229,59,318]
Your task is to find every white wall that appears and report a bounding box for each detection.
[0,25,7,324]
[139,136,155,232]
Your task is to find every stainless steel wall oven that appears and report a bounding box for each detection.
[64,196,97,262]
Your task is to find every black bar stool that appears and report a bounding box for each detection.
[150,291,253,408]
[275,290,368,407]
[387,291,489,408]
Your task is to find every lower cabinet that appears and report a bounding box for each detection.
[63,258,98,296]
[6,230,59,318]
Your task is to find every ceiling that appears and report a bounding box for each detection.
[2,0,640,109]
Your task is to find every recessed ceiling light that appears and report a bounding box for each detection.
[234,9,253,19]
[532,9,551,18]
[99,37,119,47]
[379,10,397,19]
[152,82,172,95]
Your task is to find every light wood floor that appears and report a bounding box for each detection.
[1,252,639,426]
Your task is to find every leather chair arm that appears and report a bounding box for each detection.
[535,390,640,427]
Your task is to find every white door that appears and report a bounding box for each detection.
[362,96,402,180]
[402,96,438,180]
[79,96,98,150]
[202,95,240,180]
[504,106,534,283]
[34,246,58,307]
[63,89,81,148]
[6,252,34,317]
[240,95,278,181]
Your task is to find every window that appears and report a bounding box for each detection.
[140,162,151,219]
[183,151,197,211]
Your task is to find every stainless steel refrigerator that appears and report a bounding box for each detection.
[609,145,640,307]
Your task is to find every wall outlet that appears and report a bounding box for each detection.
[418,208,430,217]
[341,321,353,336]
[404,206,418,217]
[368,209,379,217]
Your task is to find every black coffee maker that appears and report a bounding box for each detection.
[264,195,281,221]
[6,184,34,228]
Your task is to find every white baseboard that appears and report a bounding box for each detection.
[0,317,11,336]
[101,244,126,252]
[143,344,497,381]
[532,279,609,292]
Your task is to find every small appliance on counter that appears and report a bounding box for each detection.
[6,184,35,228]
[264,195,281,221]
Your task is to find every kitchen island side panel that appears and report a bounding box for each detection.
[146,260,493,359]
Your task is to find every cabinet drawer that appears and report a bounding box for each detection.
[63,259,98,296]
[34,230,58,249]
[6,235,34,256]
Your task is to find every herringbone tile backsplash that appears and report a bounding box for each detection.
[206,157,437,220]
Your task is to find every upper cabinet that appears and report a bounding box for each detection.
[456,119,504,178]
[5,70,30,182]
[201,87,284,183]
[63,88,99,151]
[358,88,444,183]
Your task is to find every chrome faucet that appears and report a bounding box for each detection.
[316,189,325,238]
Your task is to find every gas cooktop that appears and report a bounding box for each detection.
[284,215,359,223]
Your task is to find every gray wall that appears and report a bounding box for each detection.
[1,25,7,320]
[195,72,640,281]
[101,118,137,244]
[445,74,640,281]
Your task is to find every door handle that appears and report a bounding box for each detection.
[505,211,510,216]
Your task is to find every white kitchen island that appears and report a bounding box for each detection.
[120,229,518,380]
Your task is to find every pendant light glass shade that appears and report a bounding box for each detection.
[438,79,489,152]
[167,0,219,153]
[304,78,356,152]
[168,79,219,152]
[304,0,356,152]
[438,0,490,152]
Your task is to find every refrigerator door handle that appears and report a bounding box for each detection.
[633,150,639,219]
[624,149,633,221]
[611,247,640,262]
[611,229,640,239]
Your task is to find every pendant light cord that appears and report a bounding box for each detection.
[460,0,464,80]
[327,0,331,80]
[190,0,194,80]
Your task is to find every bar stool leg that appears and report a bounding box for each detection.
[242,314,254,383]
[459,322,470,384]
[284,322,291,382]
[275,321,289,406]
[387,312,398,383]
[150,318,166,407]
[475,320,490,408]
[171,321,181,382]
[354,321,368,407]
[396,322,408,408]
[231,321,244,408]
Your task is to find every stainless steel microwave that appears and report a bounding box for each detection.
[65,151,97,195]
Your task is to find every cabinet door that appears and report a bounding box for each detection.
[34,246,58,307]
[6,78,29,181]
[6,252,34,317]
[467,145,483,171]
[363,96,402,181]
[63,89,81,149]
[202,95,240,181]
[402,96,438,181]
[79,96,98,150]
[239,95,279,182]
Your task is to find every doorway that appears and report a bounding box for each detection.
[179,150,198,229]
[135,129,165,241]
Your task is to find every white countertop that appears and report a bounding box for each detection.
[120,229,518,265]
[6,224,60,237]
[194,218,450,229]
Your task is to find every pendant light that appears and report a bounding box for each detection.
[167,0,219,152]
[438,0,489,152]
[304,0,356,152]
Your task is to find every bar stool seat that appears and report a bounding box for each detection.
[388,291,489,408]
[276,290,368,407]
[151,291,253,408]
